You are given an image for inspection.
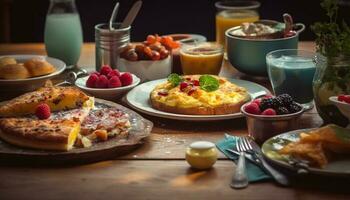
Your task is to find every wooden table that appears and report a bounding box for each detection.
[0,42,349,200]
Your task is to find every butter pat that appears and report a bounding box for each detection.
[186,141,218,170]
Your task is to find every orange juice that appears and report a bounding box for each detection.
[180,43,224,75]
[216,10,259,47]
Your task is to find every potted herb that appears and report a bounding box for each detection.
[312,0,350,126]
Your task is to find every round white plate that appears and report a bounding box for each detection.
[0,55,66,83]
[126,78,270,121]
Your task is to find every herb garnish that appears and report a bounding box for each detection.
[199,75,219,92]
[311,0,350,57]
[167,73,183,87]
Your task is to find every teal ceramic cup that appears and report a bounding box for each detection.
[225,23,304,77]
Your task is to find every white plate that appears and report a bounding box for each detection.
[126,78,270,121]
[0,55,66,83]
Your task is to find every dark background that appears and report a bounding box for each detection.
[1,0,350,43]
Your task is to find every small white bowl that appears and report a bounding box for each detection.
[329,96,350,128]
[75,73,140,101]
[118,56,172,82]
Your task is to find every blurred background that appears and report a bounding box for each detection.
[1,0,349,43]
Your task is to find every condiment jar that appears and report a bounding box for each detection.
[186,141,218,170]
[95,23,130,71]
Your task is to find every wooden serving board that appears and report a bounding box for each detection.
[0,99,153,165]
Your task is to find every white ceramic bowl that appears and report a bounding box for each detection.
[329,96,350,128]
[75,73,140,101]
[0,55,66,100]
[118,56,172,82]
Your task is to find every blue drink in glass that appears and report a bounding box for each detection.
[267,49,316,108]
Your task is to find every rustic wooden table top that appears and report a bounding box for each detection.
[0,42,349,200]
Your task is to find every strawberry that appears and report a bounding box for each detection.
[108,76,122,88]
[86,74,99,88]
[261,108,277,115]
[244,102,261,115]
[119,72,133,86]
[95,75,109,88]
[107,69,120,79]
[35,103,51,120]
[100,65,112,76]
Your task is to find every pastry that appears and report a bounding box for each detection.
[150,74,250,115]
[0,63,30,79]
[24,58,56,77]
[0,57,17,68]
[0,118,80,151]
[0,84,92,117]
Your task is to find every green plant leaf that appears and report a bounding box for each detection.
[167,73,183,87]
[199,75,219,92]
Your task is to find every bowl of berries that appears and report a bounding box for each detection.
[241,94,305,144]
[329,95,350,128]
[75,65,140,101]
[118,34,180,82]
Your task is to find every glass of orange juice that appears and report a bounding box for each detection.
[180,42,224,75]
[215,1,260,49]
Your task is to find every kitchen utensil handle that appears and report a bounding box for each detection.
[259,157,289,186]
[231,152,248,189]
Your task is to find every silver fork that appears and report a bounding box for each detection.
[230,136,252,189]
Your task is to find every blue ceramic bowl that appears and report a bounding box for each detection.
[225,23,304,77]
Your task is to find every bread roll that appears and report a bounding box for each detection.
[0,64,30,79]
[0,57,17,68]
[24,58,56,77]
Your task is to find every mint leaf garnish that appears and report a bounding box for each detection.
[167,73,183,87]
[199,75,219,92]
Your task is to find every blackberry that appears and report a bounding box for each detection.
[278,94,294,106]
[288,102,302,113]
[259,98,274,111]
[272,97,284,108]
[277,107,290,115]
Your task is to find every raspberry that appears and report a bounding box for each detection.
[35,103,51,119]
[107,69,120,79]
[252,98,261,107]
[95,75,109,88]
[261,108,277,115]
[119,72,133,86]
[260,98,274,111]
[278,94,294,106]
[344,96,350,104]
[338,95,347,102]
[244,102,261,115]
[180,82,189,91]
[100,65,112,76]
[192,80,200,86]
[86,74,99,88]
[91,72,100,77]
[277,107,290,115]
[108,76,122,88]
[187,88,197,96]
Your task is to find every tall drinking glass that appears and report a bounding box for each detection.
[266,49,316,109]
[215,1,260,49]
[44,0,83,67]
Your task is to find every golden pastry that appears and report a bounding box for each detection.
[24,58,56,77]
[0,57,17,68]
[0,63,30,79]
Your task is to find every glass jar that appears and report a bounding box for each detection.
[44,0,83,67]
[313,54,350,127]
[215,1,260,49]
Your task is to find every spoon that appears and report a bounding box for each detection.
[120,1,142,29]
[109,1,120,30]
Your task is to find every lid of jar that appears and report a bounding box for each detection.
[189,141,215,150]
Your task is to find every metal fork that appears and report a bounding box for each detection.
[230,136,252,189]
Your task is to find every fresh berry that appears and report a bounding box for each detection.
[107,69,120,78]
[288,103,302,113]
[278,94,294,106]
[108,76,122,88]
[338,95,347,102]
[261,108,277,115]
[252,98,261,107]
[244,102,261,115]
[158,91,168,96]
[259,98,274,111]
[272,97,284,108]
[91,72,100,77]
[35,103,51,119]
[192,80,200,86]
[119,72,133,86]
[262,94,273,99]
[277,107,290,115]
[344,96,350,104]
[95,75,109,88]
[100,65,112,76]
[187,88,197,96]
[180,82,189,91]
[86,74,99,88]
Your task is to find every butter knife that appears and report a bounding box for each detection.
[121,1,142,28]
